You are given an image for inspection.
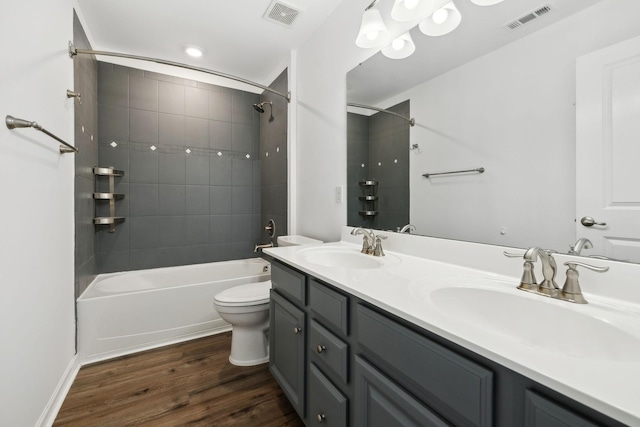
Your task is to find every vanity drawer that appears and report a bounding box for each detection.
[356,304,493,427]
[310,320,349,383]
[309,279,349,335]
[309,363,348,427]
[272,261,306,306]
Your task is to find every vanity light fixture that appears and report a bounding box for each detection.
[470,0,504,5]
[355,0,391,48]
[391,0,436,22]
[184,45,203,58]
[419,1,462,36]
[381,31,416,59]
[356,0,503,59]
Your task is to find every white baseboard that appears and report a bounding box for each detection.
[37,355,81,427]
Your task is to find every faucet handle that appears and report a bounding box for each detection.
[373,234,387,257]
[503,251,524,258]
[561,261,609,304]
[504,251,538,291]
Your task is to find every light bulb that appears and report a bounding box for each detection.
[432,8,449,24]
[366,31,379,41]
[185,46,203,57]
[404,0,419,9]
[391,38,406,50]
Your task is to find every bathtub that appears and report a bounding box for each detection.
[77,258,270,364]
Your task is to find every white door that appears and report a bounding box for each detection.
[576,35,640,262]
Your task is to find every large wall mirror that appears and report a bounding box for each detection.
[347,0,640,263]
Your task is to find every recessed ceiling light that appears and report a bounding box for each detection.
[185,45,203,58]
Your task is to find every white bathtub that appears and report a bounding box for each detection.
[77,258,271,364]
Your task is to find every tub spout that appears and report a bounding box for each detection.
[254,242,274,252]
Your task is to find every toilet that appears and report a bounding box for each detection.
[214,235,322,367]
[214,280,272,366]
[277,235,323,247]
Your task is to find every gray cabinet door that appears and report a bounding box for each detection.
[354,356,451,427]
[269,290,306,418]
[309,363,348,427]
[524,390,600,427]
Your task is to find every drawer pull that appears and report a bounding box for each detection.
[293,327,302,334]
[317,344,326,353]
[316,413,326,423]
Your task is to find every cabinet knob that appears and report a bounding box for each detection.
[316,413,326,423]
[317,344,326,354]
[293,327,302,334]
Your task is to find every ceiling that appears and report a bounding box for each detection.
[76,0,345,86]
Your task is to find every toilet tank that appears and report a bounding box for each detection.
[277,235,323,247]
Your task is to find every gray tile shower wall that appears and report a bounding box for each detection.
[347,112,370,227]
[74,10,98,298]
[259,70,288,244]
[347,101,409,230]
[96,62,265,273]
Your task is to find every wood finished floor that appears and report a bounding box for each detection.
[54,333,304,426]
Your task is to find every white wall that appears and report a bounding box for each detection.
[294,1,377,242]
[0,0,77,425]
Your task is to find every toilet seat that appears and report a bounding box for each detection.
[214,280,272,307]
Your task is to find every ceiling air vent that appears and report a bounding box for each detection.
[505,4,553,31]
[264,1,301,27]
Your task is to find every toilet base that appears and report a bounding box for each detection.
[228,324,269,366]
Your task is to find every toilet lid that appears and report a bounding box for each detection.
[214,280,272,306]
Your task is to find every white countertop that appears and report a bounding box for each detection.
[265,230,640,426]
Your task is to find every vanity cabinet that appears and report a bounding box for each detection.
[524,390,600,427]
[269,263,307,419]
[354,355,449,427]
[269,259,624,427]
[356,304,493,427]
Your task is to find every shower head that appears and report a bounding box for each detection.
[252,101,272,114]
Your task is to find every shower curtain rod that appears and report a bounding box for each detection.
[347,102,415,126]
[68,42,291,102]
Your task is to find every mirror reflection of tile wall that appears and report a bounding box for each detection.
[347,100,410,231]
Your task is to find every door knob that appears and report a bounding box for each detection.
[580,216,606,227]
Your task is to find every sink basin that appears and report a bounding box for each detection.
[410,277,640,361]
[298,247,383,269]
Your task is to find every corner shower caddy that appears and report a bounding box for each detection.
[93,167,125,233]
[358,179,378,218]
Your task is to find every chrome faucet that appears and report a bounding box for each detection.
[351,228,375,254]
[505,247,609,304]
[397,224,416,233]
[568,238,593,255]
[351,228,387,256]
[254,242,274,252]
[523,247,559,296]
